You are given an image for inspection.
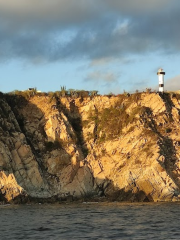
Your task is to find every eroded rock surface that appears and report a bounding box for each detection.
[0,91,180,203]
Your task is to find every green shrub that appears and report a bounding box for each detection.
[165,128,172,133]
[13,89,38,100]
[45,140,61,151]
[175,94,180,100]
[48,92,57,103]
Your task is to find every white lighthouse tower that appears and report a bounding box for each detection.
[157,68,165,93]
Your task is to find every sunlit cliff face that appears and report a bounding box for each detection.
[0,91,180,203]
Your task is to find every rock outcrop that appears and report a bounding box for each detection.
[0,91,180,203]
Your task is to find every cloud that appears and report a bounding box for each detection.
[0,0,180,63]
[85,70,121,94]
[85,71,118,83]
[0,0,99,26]
[103,0,173,15]
[0,0,174,21]
[165,76,180,91]
[90,58,114,67]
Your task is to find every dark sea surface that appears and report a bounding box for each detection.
[0,202,180,240]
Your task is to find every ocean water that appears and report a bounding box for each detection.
[0,202,180,240]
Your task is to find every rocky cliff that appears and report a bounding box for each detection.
[1,91,180,203]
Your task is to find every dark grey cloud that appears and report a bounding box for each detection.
[0,0,180,62]
[0,0,99,28]
[103,0,173,15]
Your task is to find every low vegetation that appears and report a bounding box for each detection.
[45,140,62,151]
[84,93,153,142]
[7,86,99,102]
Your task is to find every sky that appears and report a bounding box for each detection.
[0,0,180,94]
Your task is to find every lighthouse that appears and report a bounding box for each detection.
[157,68,165,93]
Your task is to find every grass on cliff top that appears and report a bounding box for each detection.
[7,88,144,101]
